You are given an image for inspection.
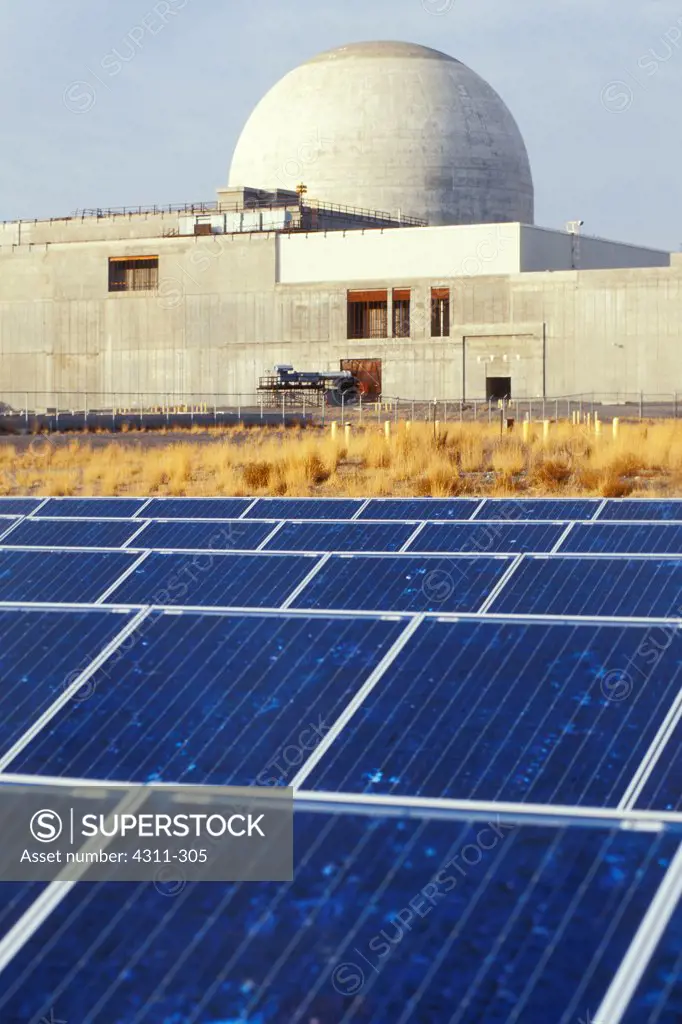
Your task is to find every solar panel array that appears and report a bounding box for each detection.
[0,494,681,1023]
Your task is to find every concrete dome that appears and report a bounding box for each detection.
[228,41,534,226]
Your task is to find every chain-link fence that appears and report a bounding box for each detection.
[0,391,681,431]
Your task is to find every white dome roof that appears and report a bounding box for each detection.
[228,41,534,226]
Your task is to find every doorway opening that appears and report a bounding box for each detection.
[486,376,512,401]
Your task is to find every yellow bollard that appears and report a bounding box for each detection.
[522,420,530,442]
[331,421,338,440]
[405,421,412,431]
[595,419,602,438]
[612,417,619,440]
[434,420,440,432]
[543,419,550,442]
[384,420,391,441]
[344,423,351,447]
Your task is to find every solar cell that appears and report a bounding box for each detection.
[411,521,564,554]
[265,520,416,552]
[142,497,252,519]
[306,617,682,806]
[135,519,274,552]
[488,556,682,618]
[562,522,682,555]
[0,607,135,759]
[621,907,682,1023]
[358,498,480,520]
[0,498,42,515]
[288,554,512,613]
[600,499,682,522]
[6,611,405,783]
[34,497,148,518]
[102,551,323,608]
[0,518,142,549]
[0,814,676,1024]
[245,497,363,519]
[477,498,599,520]
[634,716,682,812]
[0,549,137,604]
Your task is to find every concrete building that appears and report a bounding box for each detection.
[0,40,679,410]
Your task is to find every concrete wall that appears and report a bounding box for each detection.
[0,228,681,406]
[520,226,669,272]
[278,224,522,285]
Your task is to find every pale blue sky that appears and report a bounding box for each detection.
[1,0,681,249]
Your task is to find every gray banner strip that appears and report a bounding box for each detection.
[0,782,293,882]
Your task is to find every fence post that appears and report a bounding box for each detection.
[460,400,463,423]
[411,399,415,422]
[444,400,447,423]
[639,391,644,420]
[282,395,285,424]
[394,398,399,425]
[488,399,492,424]
[542,397,546,421]
[675,392,678,420]
[473,400,477,421]
[25,392,28,427]
[341,393,345,427]
[359,393,363,426]
[555,398,558,422]
[302,392,306,422]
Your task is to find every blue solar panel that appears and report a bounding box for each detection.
[307,618,682,805]
[600,499,682,521]
[0,549,137,603]
[489,556,682,618]
[142,497,252,519]
[7,611,405,783]
[35,497,148,518]
[621,907,682,1024]
[103,551,322,607]
[135,519,274,551]
[0,498,42,515]
[0,518,141,549]
[0,607,134,759]
[289,554,511,613]
[245,497,363,519]
[412,521,564,553]
[265,520,416,552]
[562,522,682,555]
[634,717,682,812]
[0,815,675,1024]
[358,498,480,520]
[477,498,599,520]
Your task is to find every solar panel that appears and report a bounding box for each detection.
[142,497,252,519]
[265,520,416,552]
[477,498,599,520]
[0,518,142,549]
[411,521,564,553]
[358,498,481,520]
[621,909,682,1023]
[633,718,682,812]
[0,498,42,515]
[0,549,138,604]
[245,497,363,519]
[102,551,323,608]
[135,519,274,552]
[0,813,676,1024]
[600,499,682,521]
[0,607,135,759]
[6,611,405,783]
[34,497,148,518]
[306,617,682,806]
[489,556,682,618]
[561,522,682,555]
[289,554,512,613]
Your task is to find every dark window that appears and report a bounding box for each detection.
[392,289,411,338]
[486,376,512,400]
[431,288,450,337]
[109,256,159,292]
[347,290,388,339]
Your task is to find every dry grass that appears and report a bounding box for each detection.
[3,418,682,497]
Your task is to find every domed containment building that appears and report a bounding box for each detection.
[229,41,534,227]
